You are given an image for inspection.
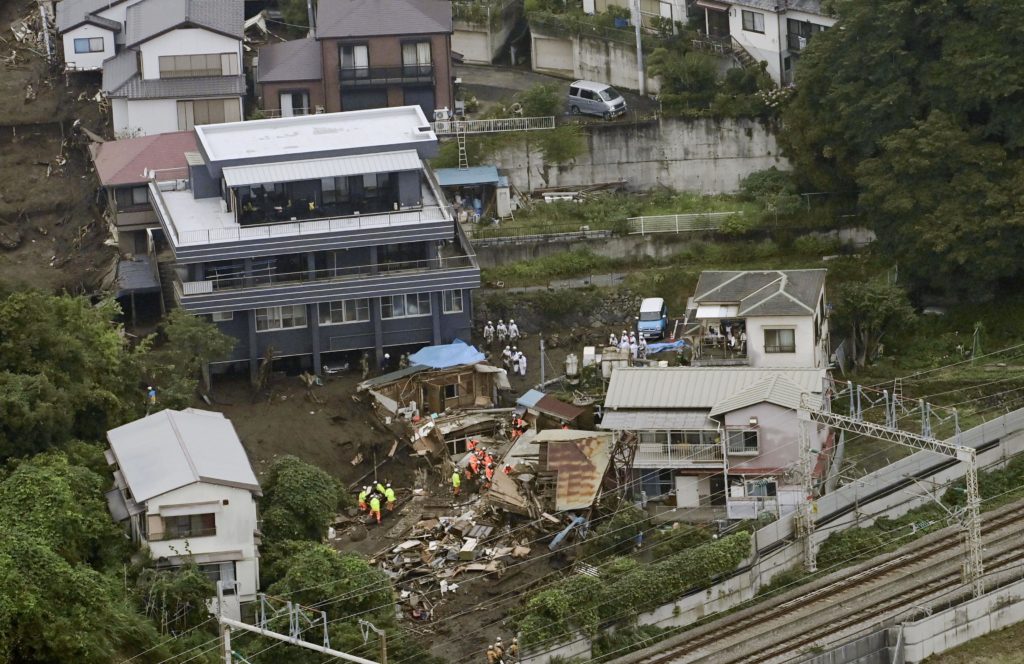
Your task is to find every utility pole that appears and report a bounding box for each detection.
[217,582,232,664]
[540,335,546,384]
[797,417,817,572]
[632,0,646,95]
[359,620,388,664]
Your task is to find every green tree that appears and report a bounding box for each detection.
[135,562,216,633]
[261,455,345,543]
[0,292,139,453]
[831,279,916,369]
[139,309,236,408]
[780,0,1024,296]
[648,50,719,114]
[517,83,563,117]
[280,0,311,28]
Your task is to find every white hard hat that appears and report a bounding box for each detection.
[488,320,493,324]
[384,353,391,359]
[505,345,510,350]
[510,319,515,323]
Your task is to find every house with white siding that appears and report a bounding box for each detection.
[105,408,261,617]
[91,0,245,137]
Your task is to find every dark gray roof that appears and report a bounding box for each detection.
[106,73,246,99]
[316,0,451,38]
[56,0,126,32]
[101,49,138,92]
[692,269,826,317]
[257,37,322,83]
[125,0,243,47]
[115,257,161,296]
[730,0,830,16]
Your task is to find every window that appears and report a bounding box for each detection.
[318,298,370,325]
[279,90,309,117]
[176,98,241,130]
[74,37,104,53]
[442,289,463,314]
[198,562,237,593]
[162,513,216,539]
[381,293,431,319]
[443,383,459,399]
[764,328,796,353]
[746,479,777,497]
[321,177,350,204]
[115,185,150,209]
[641,469,674,497]
[580,89,596,101]
[401,41,431,75]
[211,311,234,322]
[598,87,622,101]
[741,10,765,33]
[255,305,308,331]
[340,43,369,76]
[159,53,238,78]
[569,86,580,97]
[727,430,759,454]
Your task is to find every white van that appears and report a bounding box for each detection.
[568,80,627,119]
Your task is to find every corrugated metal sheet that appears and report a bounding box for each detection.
[434,166,500,187]
[709,375,822,417]
[538,430,613,512]
[604,367,826,410]
[516,389,545,409]
[222,150,423,187]
[599,409,716,431]
[106,408,260,502]
[534,394,586,422]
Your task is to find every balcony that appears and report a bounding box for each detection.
[338,65,434,87]
[152,527,217,541]
[633,443,724,469]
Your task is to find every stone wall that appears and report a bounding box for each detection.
[492,116,785,194]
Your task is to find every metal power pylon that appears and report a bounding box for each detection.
[797,380,984,598]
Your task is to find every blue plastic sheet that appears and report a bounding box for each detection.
[645,339,690,354]
[407,339,486,369]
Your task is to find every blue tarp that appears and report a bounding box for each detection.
[645,339,690,354]
[434,165,500,187]
[407,339,486,369]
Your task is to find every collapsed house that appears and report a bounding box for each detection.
[357,341,511,417]
[487,429,616,518]
[516,389,592,430]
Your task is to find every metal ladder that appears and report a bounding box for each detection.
[456,121,468,170]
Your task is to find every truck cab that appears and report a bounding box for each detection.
[637,297,669,339]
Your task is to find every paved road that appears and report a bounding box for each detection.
[454,63,660,117]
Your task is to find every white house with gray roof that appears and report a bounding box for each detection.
[684,269,829,370]
[692,0,837,83]
[105,408,261,613]
[86,0,244,137]
[600,367,832,518]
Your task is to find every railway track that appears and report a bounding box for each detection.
[625,503,1024,664]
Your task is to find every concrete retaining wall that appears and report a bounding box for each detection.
[530,29,660,93]
[492,117,785,194]
[903,578,1024,662]
[795,629,897,664]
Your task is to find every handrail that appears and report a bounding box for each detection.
[338,64,434,83]
[431,115,555,135]
[172,205,453,246]
[180,254,478,294]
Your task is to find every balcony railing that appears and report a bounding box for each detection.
[765,345,797,354]
[787,33,811,52]
[338,65,434,86]
[178,254,478,296]
[634,443,723,467]
[173,205,452,246]
[153,527,217,541]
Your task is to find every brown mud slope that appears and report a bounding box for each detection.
[0,0,115,294]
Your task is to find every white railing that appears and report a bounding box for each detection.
[628,211,742,235]
[634,443,723,467]
[431,116,556,135]
[726,496,778,520]
[176,205,452,246]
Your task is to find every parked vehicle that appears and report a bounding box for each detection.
[568,80,627,119]
[636,297,669,339]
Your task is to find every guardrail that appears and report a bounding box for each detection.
[174,205,452,246]
[628,211,741,235]
[431,115,556,135]
[178,254,478,295]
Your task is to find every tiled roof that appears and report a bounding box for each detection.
[256,37,322,83]
[101,49,138,92]
[316,0,451,38]
[56,0,126,32]
[692,269,826,317]
[124,0,242,47]
[106,73,246,99]
[88,130,197,186]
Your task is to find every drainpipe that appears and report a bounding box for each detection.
[306,0,316,36]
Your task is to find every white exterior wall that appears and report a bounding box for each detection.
[62,24,116,70]
[112,97,181,137]
[723,402,827,473]
[144,482,260,601]
[138,28,241,80]
[728,5,784,82]
[745,314,817,368]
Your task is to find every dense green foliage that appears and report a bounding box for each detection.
[516,532,750,646]
[580,505,649,558]
[781,0,1024,296]
[138,309,235,408]
[260,455,346,542]
[830,279,916,369]
[649,51,776,118]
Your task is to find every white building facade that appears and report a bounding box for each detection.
[105,408,262,615]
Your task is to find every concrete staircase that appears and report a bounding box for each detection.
[730,37,758,69]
